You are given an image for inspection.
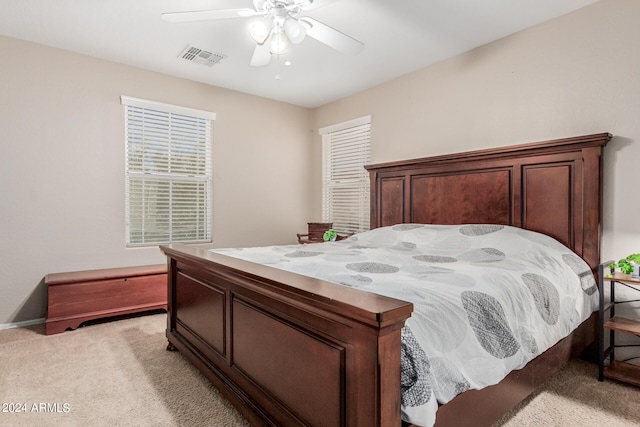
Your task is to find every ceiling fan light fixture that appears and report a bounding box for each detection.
[270,29,288,55]
[249,17,272,44]
[283,18,306,45]
[163,0,364,68]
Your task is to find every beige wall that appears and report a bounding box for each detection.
[3,0,639,326]
[0,36,314,325]
[312,0,640,266]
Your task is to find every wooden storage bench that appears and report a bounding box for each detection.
[45,264,167,335]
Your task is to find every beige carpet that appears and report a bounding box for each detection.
[495,358,640,427]
[0,313,249,427]
[1,313,639,427]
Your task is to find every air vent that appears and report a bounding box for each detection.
[178,45,227,67]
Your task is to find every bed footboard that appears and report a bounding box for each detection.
[161,243,413,427]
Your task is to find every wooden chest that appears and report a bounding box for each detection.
[45,264,167,335]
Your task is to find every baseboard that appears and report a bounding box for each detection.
[0,317,45,330]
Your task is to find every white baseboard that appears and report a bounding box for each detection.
[0,318,45,330]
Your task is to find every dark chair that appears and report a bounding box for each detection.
[297,222,333,244]
[297,222,354,244]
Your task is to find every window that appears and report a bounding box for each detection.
[121,96,214,246]
[319,116,371,234]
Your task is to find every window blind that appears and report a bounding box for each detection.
[320,116,371,234]
[121,96,214,246]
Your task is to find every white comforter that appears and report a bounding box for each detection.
[212,224,598,427]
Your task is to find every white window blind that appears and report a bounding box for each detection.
[121,96,214,246]
[320,116,371,234]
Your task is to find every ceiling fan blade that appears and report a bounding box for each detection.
[299,0,339,11]
[250,43,271,67]
[162,8,257,23]
[299,17,364,55]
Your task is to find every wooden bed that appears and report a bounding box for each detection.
[160,132,611,427]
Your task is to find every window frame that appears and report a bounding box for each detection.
[319,115,372,235]
[121,96,215,247]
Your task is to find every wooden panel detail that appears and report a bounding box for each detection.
[521,163,572,247]
[175,271,225,356]
[379,176,405,226]
[47,275,164,318]
[232,298,344,427]
[367,132,611,274]
[410,169,511,225]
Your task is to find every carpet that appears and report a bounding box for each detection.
[0,313,249,427]
[1,313,639,426]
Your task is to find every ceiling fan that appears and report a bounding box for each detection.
[162,0,364,67]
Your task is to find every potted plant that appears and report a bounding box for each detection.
[323,229,338,242]
[609,253,640,277]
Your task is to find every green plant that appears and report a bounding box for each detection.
[609,253,640,275]
[323,229,337,242]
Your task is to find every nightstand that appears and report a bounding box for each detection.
[598,261,640,385]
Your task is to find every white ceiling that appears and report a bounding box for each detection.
[0,0,598,108]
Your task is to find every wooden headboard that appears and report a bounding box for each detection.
[365,133,611,273]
